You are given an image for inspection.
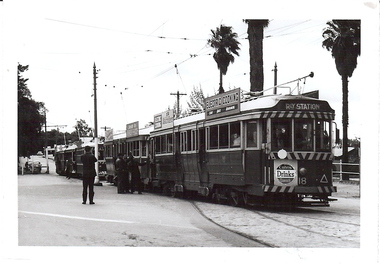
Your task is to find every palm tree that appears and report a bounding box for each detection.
[207,25,240,94]
[244,19,270,93]
[322,20,360,180]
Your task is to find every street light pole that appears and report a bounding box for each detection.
[93,63,101,186]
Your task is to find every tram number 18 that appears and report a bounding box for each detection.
[299,177,307,185]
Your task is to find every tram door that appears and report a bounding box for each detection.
[197,128,208,185]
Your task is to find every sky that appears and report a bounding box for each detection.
[3,0,378,141]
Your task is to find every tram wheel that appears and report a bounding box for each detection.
[228,190,240,207]
[211,189,222,204]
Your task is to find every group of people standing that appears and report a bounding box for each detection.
[80,146,147,205]
[115,152,146,194]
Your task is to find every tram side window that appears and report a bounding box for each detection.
[180,131,187,152]
[316,120,330,151]
[272,120,292,150]
[142,141,147,156]
[294,120,313,151]
[155,137,161,154]
[219,124,229,148]
[167,133,173,153]
[230,122,241,147]
[247,121,258,148]
[133,141,140,156]
[191,130,198,151]
[209,126,218,149]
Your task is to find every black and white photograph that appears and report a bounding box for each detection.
[1,0,379,264]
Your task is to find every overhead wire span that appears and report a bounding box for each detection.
[45,18,207,41]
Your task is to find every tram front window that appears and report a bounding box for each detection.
[316,120,330,151]
[295,120,313,151]
[272,120,291,151]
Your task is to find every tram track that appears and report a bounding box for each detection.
[249,207,359,242]
[191,201,275,247]
[192,199,360,248]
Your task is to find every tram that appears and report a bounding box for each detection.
[149,88,336,207]
[55,141,106,179]
[103,75,337,207]
[104,123,154,185]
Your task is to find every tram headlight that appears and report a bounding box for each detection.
[299,167,307,176]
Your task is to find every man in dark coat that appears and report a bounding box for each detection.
[81,146,97,204]
[115,153,129,193]
[127,152,146,194]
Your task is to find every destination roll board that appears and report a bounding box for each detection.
[275,99,334,112]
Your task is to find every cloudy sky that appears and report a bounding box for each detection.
[4,0,378,140]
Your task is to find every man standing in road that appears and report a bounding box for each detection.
[115,153,129,194]
[81,146,97,204]
[127,152,146,194]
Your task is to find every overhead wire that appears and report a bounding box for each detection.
[45,18,207,41]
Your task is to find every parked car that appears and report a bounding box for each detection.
[24,161,42,174]
[37,151,43,156]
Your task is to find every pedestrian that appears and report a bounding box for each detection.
[127,152,146,194]
[66,159,72,179]
[81,146,97,204]
[115,153,129,194]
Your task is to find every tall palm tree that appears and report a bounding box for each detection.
[207,25,240,94]
[244,19,269,93]
[322,20,360,180]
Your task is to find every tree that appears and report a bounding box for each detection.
[18,63,46,157]
[187,85,206,112]
[244,19,270,93]
[74,119,93,137]
[322,20,360,180]
[207,25,240,94]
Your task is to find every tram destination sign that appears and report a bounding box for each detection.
[276,100,333,112]
[205,88,241,120]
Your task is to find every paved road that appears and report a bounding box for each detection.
[18,172,263,247]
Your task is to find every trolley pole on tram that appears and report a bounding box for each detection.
[273,62,278,94]
[93,62,102,186]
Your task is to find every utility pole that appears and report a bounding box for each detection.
[93,63,101,186]
[170,90,186,118]
[273,62,278,94]
[44,111,49,173]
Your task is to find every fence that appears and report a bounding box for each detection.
[332,160,360,182]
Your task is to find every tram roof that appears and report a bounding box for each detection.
[108,126,154,141]
[150,94,334,132]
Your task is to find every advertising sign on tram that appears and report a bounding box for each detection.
[154,109,174,130]
[205,88,241,120]
[274,159,298,186]
[126,121,139,138]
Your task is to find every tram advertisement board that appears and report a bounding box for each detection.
[154,109,174,129]
[105,129,113,142]
[126,121,139,138]
[205,88,241,120]
[273,159,298,186]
